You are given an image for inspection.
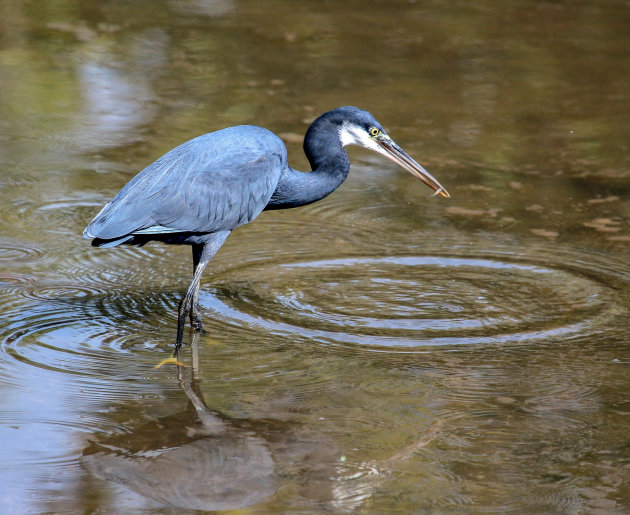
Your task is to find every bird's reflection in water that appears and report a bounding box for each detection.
[82,334,444,511]
[82,333,278,511]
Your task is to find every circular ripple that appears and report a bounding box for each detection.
[0,239,45,265]
[202,253,629,349]
[0,283,178,385]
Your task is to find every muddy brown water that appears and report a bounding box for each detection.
[1,0,629,512]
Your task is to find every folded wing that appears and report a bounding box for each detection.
[84,126,286,242]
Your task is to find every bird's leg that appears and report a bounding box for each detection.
[174,231,230,355]
[190,244,204,331]
[176,270,204,354]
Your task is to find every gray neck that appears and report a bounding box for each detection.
[265,120,351,210]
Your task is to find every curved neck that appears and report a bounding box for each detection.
[266,120,350,210]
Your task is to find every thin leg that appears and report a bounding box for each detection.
[174,231,230,355]
[190,244,204,330]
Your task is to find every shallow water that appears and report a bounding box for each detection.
[1,0,630,512]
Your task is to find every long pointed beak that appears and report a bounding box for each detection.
[375,138,450,198]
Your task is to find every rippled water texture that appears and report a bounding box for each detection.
[208,250,628,347]
[1,0,630,512]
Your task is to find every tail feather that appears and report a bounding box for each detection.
[91,235,134,248]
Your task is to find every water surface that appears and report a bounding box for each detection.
[1,0,629,512]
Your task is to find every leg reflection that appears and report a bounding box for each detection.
[82,332,276,511]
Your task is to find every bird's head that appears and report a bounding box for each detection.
[325,106,450,198]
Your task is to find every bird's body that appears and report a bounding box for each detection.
[85,106,449,353]
[86,126,286,247]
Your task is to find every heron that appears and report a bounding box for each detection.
[84,106,450,354]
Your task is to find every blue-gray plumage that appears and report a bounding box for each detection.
[84,106,450,354]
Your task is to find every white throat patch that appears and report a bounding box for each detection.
[338,121,392,162]
[338,122,380,152]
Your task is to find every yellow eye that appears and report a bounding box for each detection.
[369,127,380,137]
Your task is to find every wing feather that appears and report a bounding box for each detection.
[84,126,286,240]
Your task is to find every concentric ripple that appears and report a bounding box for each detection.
[202,251,629,349]
[0,239,45,266]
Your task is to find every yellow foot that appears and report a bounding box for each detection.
[154,356,186,369]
